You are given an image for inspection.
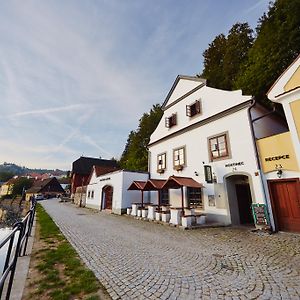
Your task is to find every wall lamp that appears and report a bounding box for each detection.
[276,169,283,178]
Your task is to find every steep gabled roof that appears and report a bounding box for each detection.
[72,156,118,175]
[26,177,64,194]
[162,75,206,109]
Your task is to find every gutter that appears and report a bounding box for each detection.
[247,98,274,232]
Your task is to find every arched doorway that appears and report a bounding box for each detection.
[226,174,254,226]
[102,185,113,210]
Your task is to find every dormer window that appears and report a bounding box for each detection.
[165,113,177,128]
[186,100,201,117]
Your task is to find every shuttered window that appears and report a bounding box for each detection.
[186,100,201,117]
[165,113,177,128]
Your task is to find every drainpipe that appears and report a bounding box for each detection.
[247,98,275,231]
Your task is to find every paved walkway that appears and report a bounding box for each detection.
[40,199,300,300]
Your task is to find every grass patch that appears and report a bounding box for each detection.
[23,204,110,300]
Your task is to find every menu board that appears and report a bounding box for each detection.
[251,204,269,226]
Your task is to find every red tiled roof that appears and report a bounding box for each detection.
[128,181,146,190]
[162,176,204,189]
[94,165,119,177]
[143,179,166,191]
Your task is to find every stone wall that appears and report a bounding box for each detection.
[73,186,87,207]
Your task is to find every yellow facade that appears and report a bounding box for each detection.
[0,184,13,196]
[290,99,300,140]
[257,132,299,173]
[284,65,300,92]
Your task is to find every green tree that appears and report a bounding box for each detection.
[120,104,163,171]
[202,34,227,89]
[201,23,253,90]
[234,0,300,104]
[0,171,14,182]
[11,177,33,197]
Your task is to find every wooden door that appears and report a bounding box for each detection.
[235,184,254,224]
[269,179,300,232]
[104,186,113,209]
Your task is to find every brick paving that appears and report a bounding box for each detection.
[40,199,300,300]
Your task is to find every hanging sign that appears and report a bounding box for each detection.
[204,165,213,183]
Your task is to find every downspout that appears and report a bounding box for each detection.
[247,98,274,231]
[147,147,151,204]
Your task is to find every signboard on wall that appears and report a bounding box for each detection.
[204,165,213,183]
[256,132,299,173]
[251,204,270,226]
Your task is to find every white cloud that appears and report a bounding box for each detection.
[0,1,270,169]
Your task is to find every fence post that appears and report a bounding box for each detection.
[4,222,24,300]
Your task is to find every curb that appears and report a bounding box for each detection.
[10,217,36,300]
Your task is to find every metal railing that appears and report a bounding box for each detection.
[0,200,36,300]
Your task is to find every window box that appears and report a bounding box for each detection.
[157,169,165,174]
[174,165,184,171]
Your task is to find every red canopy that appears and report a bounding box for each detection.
[162,176,204,189]
[127,181,147,191]
[143,179,166,191]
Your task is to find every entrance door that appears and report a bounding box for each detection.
[103,186,113,209]
[226,175,254,226]
[269,179,300,232]
[235,184,254,224]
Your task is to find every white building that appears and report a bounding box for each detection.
[85,167,149,215]
[148,75,285,226]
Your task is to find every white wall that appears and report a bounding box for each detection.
[85,170,149,214]
[150,84,251,145]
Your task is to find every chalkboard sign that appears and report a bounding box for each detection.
[251,204,269,226]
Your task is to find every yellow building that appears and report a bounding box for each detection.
[0,178,17,197]
[257,54,300,233]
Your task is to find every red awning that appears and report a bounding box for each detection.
[127,181,147,191]
[143,179,166,191]
[162,176,204,189]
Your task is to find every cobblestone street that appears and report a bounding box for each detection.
[40,199,300,300]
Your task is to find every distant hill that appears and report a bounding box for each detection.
[0,162,67,176]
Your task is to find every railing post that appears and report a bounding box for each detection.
[0,198,37,299]
[4,222,24,300]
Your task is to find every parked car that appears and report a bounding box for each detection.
[35,194,44,200]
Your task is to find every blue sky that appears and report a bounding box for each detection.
[0,0,270,170]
